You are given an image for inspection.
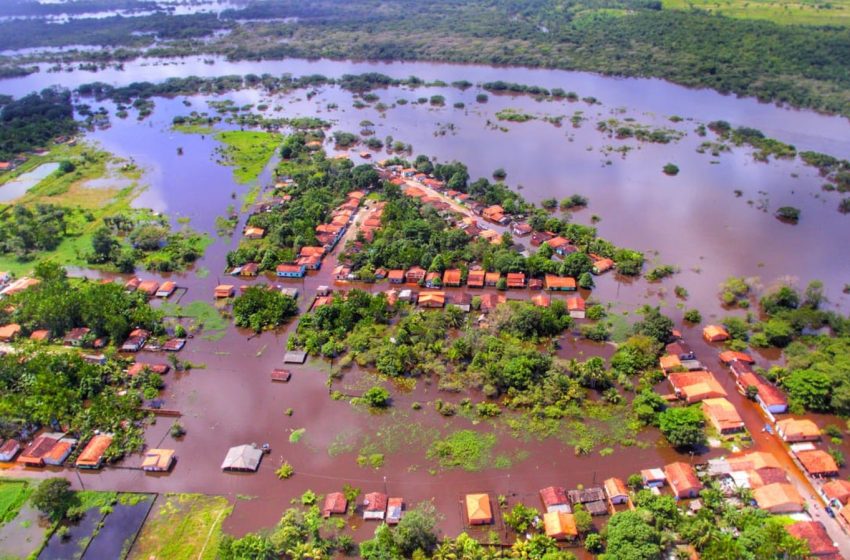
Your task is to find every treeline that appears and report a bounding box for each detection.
[0,87,76,160]
[0,204,70,258]
[0,0,157,17]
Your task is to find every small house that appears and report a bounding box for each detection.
[405,266,426,284]
[668,370,727,403]
[18,434,60,467]
[719,350,754,365]
[664,462,703,499]
[387,269,405,284]
[162,338,186,352]
[142,448,175,472]
[531,231,555,246]
[322,492,347,518]
[221,444,263,472]
[666,341,695,361]
[736,371,787,414]
[465,493,493,525]
[271,369,292,382]
[0,439,20,462]
[76,434,113,469]
[124,277,141,292]
[418,291,446,308]
[0,277,39,297]
[0,324,22,342]
[276,264,306,278]
[544,512,577,541]
[786,521,840,559]
[128,362,170,376]
[63,327,90,347]
[567,297,585,319]
[568,487,605,505]
[43,436,76,466]
[214,285,235,299]
[374,268,388,280]
[137,280,160,298]
[660,354,682,373]
[822,479,850,506]
[529,278,544,290]
[443,269,462,287]
[506,272,526,289]
[641,468,666,488]
[363,492,388,520]
[334,265,351,280]
[240,263,259,277]
[531,294,550,308]
[297,254,322,271]
[398,289,417,303]
[544,275,576,291]
[547,237,572,255]
[283,351,308,364]
[484,272,501,287]
[512,222,533,237]
[30,330,50,342]
[539,486,570,513]
[425,272,441,288]
[776,418,821,442]
[752,483,805,513]
[795,449,839,478]
[592,258,614,274]
[121,328,149,352]
[156,281,176,298]
[467,270,485,288]
[386,497,403,525]
[244,226,266,239]
[703,325,730,343]
[702,397,745,434]
[604,477,629,505]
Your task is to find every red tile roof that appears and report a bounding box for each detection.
[539,486,569,507]
[796,450,839,476]
[786,521,839,557]
[668,370,727,402]
[664,462,703,498]
[822,479,850,505]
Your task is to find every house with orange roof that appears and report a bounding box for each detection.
[479,229,501,244]
[0,277,40,297]
[726,451,782,472]
[822,479,850,506]
[484,271,501,287]
[425,271,441,288]
[703,325,730,342]
[702,397,744,434]
[506,272,526,289]
[786,521,840,558]
[531,294,551,308]
[660,354,682,373]
[752,483,805,513]
[719,351,754,364]
[363,492,388,521]
[0,324,21,342]
[214,285,235,298]
[156,281,176,298]
[29,330,49,342]
[141,448,175,472]
[776,418,821,442]
[76,434,113,469]
[443,269,462,287]
[323,492,348,518]
[666,341,695,361]
[544,512,577,540]
[546,236,571,254]
[243,226,265,239]
[276,264,306,278]
[531,231,555,246]
[592,258,615,275]
[795,449,839,478]
[736,371,787,414]
[482,205,508,225]
[387,269,405,284]
[404,186,426,198]
[465,494,493,525]
[567,297,586,319]
[664,462,703,499]
[467,270,485,288]
[604,477,629,505]
[668,370,727,403]
[544,275,576,291]
[405,266,426,283]
[137,280,160,297]
[418,291,445,308]
[296,254,322,270]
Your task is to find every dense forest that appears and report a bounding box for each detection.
[0,88,76,160]
[1,1,847,117]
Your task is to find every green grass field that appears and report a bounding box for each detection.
[214,131,281,184]
[662,0,850,26]
[0,480,33,525]
[128,494,232,560]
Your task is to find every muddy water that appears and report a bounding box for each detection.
[0,58,848,543]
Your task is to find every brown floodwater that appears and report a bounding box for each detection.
[0,57,849,546]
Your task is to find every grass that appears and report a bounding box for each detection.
[662,0,850,26]
[172,123,216,135]
[289,428,306,443]
[0,480,32,525]
[128,494,231,560]
[161,300,228,341]
[495,108,536,123]
[426,430,497,471]
[214,131,281,184]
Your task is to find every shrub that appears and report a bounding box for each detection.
[275,462,294,479]
[683,309,702,323]
[663,163,679,175]
[775,206,800,223]
[362,386,390,408]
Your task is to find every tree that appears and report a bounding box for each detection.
[232,286,298,332]
[632,306,674,343]
[775,206,800,223]
[658,406,706,448]
[783,369,832,411]
[761,285,800,315]
[362,386,390,408]
[360,524,400,560]
[663,163,679,175]
[31,478,74,521]
[394,503,439,555]
[504,503,539,533]
[90,226,119,264]
[603,510,662,560]
[218,533,277,560]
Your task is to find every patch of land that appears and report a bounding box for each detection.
[663,0,850,26]
[214,131,281,184]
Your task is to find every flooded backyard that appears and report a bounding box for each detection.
[0,56,849,542]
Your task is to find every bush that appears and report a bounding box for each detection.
[275,461,294,479]
[663,163,679,175]
[31,478,74,521]
[362,386,390,408]
[683,309,702,323]
[232,286,298,332]
[775,206,801,223]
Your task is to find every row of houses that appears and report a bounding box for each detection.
[125,277,177,299]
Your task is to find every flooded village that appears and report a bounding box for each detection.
[0,39,849,560]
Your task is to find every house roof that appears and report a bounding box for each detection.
[703,325,729,341]
[604,477,629,499]
[137,280,159,295]
[593,258,614,272]
[544,512,577,539]
[467,270,485,286]
[220,444,263,471]
[544,275,576,289]
[141,448,175,470]
[822,479,850,505]
[547,236,570,249]
[363,492,388,512]
[666,341,694,357]
[796,449,839,475]
[727,451,782,472]
[484,272,501,284]
[418,291,446,306]
[76,434,113,467]
[786,521,839,557]
[214,284,235,296]
[752,483,805,512]
[465,493,492,523]
[668,370,727,402]
[737,372,787,408]
[0,324,21,340]
[506,272,525,287]
[30,329,50,341]
[531,294,550,307]
[323,492,347,516]
[701,398,744,431]
[660,355,682,371]
[387,269,405,280]
[642,468,666,482]
[777,418,821,441]
[664,462,703,496]
[719,350,754,364]
[158,281,176,294]
[19,435,59,463]
[539,486,569,507]
[276,264,304,273]
[443,269,461,284]
[566,297,585,311]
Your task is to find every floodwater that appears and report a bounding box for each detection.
[0,162,59,202]
[0,57,848,545]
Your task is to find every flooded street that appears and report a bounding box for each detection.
[1,56,849,543]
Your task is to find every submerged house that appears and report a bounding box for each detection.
[465,493,493,525]
[142,448,175,472]
[544,275,576,291]
[543,512,578,541]
[76,434,113,469]
[363,492,388,520]
[323,492,348,518]
[276,264,306,279]
[221,444,263,472]
[539,486,570,513]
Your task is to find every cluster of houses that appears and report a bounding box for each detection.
[0,432,175,473]
[125,277,178,299]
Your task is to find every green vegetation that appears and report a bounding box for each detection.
[232,286,298,332]
[495,108,535,122]
[709,121,796,161]
[0,87,76,160]
[659,406,706,448]
[663,163,680,176]
[0,480,33,524]
[775,205,801,223]
[275,462,295,479]
[131,494,232,560]
[214,130,281,184]
[426,430,497,471]
[161,300,228,340]
[30,478,73,522]
[361,386,391,408]
[662,0,850,27]
[646,264,677,281]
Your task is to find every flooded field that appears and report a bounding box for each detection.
[1,57,849,543]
